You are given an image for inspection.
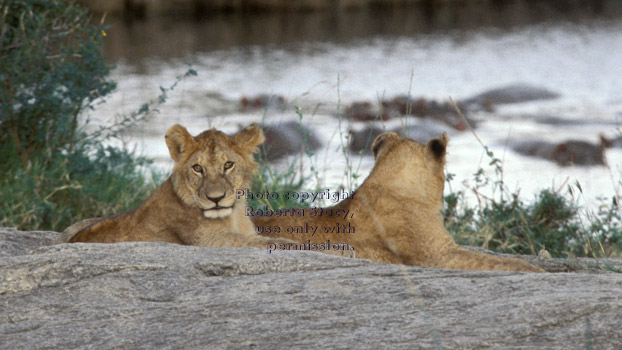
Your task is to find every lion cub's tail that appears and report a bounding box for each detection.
[440,245,545,273]
[54,217,103,244]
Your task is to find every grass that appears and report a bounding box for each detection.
[0,146,159,231]
[444,176,622,259]
[248,94,622,259]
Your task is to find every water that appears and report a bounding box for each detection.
[91,6,622,210]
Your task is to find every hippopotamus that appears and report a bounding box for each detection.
[463,84,560,111]
[240,94,287,112]
[343,101,392,121]
[349,120,454,155]
[259,121,321,161]
[510,139,606,166]
[600,133,622,148]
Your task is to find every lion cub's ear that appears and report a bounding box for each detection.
[234,123,265,154]
[165,124,197,162]
[425,132,449,161]
[372,132,399,159]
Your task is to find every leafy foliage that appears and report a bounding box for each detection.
[0,0,165,231]
[443,152,622,258]
[0,145,156,230]
[1,0,116,166]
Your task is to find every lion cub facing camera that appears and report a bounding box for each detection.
[58,124,291,249]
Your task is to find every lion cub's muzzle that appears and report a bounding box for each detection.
[200,191,235,219]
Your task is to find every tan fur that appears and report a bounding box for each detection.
[254,132,544,272]
[60,124,292,249]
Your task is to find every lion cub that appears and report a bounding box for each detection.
[255,132,544,272]
[58,124,291,249]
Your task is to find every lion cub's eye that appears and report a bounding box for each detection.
[223,161,234,171]
[192,164,203,174]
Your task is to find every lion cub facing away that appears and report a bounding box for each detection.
[255,132,544,272]
[58,124,290,249]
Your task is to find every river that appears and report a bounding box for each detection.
[89,4,622,211]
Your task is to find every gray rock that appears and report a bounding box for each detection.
[2,228,622,350]
[0,227,57,258]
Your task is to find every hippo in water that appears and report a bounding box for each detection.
[600,133,622,148]
[343,101,392,121]
[463,84,560,111]
[240,94,287,112]
[349,120,455,155]
[259,121,321,162]
[343,96,472,129]
[510,138,606,166]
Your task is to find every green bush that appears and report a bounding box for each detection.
[443,156,622,258]
[0,0,159,231]
[0,146,156,230]
[0,0,115,165]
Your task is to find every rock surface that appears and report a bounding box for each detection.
[2,228,622,350]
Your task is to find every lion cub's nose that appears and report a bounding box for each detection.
[206,193,226,204]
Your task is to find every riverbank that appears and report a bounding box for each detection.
[80,0,622,18]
